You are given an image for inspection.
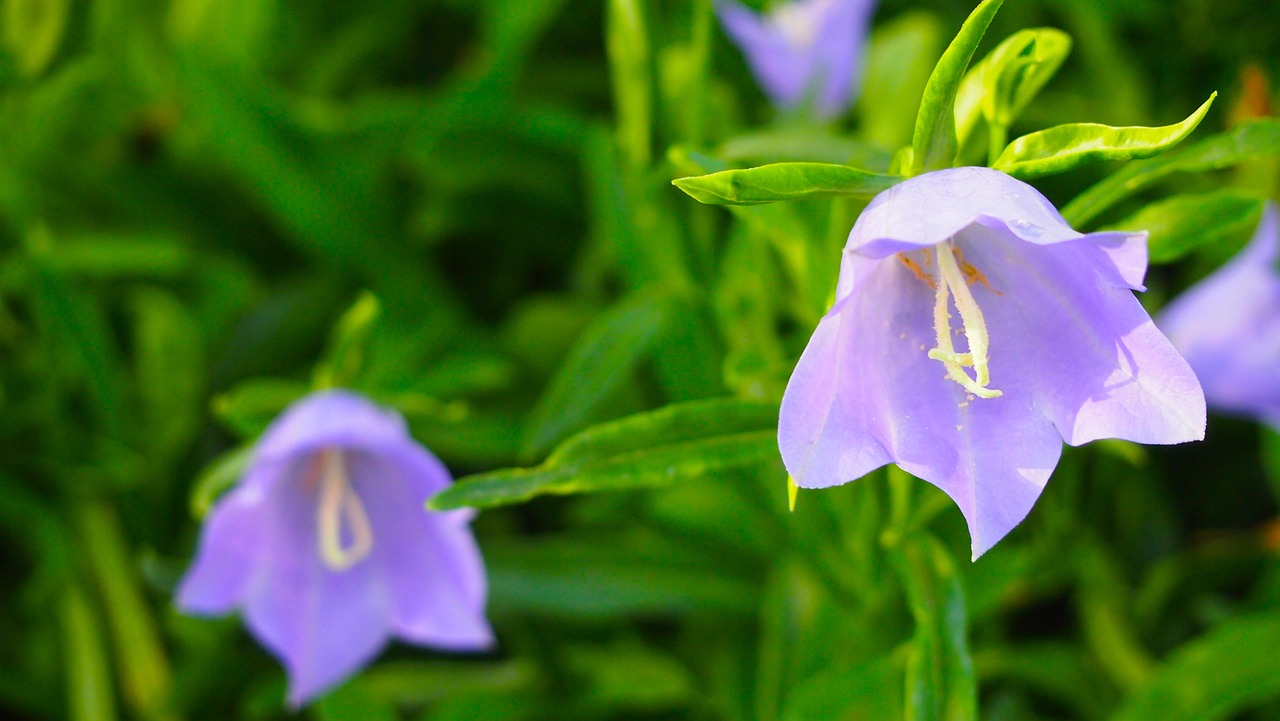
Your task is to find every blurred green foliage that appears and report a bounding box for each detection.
[2,1,1280,720]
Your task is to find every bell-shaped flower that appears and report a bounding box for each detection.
[1158,203,1280,428]
[715,0,877,118]
[779,167,1205,559]
[176,390,492,706]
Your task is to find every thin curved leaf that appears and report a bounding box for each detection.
[1063,118,1280,227]
[910,0,1005,175]
[1106,190,1265,263]
[430,398,780,510]
[672,162,902,206]
[993,94,1216,179]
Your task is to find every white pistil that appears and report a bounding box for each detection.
[925,243,1002,399]
[316,448,374,571]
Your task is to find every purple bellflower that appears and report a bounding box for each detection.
[715,0,876,119]
[779,167,1206,559]
[1159,203,1280,429]
[177,390,492,706]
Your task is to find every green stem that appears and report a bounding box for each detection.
[60,583,118,721]
[75,502,179,721]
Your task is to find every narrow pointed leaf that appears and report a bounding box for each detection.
[1105,190,1265,263]
[522,291,674,457]
[910,0,1005,175]
[1063,117,1280,227]
[1112,612,1280,721]
[955,28,1072,163]
[430,399,780,510]
[993,93,1216,179]
[894,537,976,721]
[672,162,902,206]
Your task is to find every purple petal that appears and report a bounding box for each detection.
[254,390,410,465]
[354,449,494,650]
[175,482,268,614]
[1159,205,1280,427]
[780,253,1063,558]
[953,227,1205,446]
[716,0,875,117]
[847,167,1145,260]
[239,461,391,707]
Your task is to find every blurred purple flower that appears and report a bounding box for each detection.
[1159,203,1280,429]
[177,390,492,706]
[715,0,876,118]
[779,167,1205,558]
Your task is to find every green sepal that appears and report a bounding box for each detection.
[955,28,1072,165]
[992,93,1216,179]
[429,398,780,510]
[910,0,1005,175]
[189,445,254,518]
[1106,190,1265,264]
[1063,117,1280,227]
[672,162,902,206]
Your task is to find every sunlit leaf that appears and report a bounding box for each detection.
[993,94,1216,179]
[673,162,902,206]
[910,0,1005,175]
[1063,118,1280,227]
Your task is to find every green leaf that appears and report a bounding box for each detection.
[992,93,1216,179]
[910,0,1005,175]
[212,377,308,439]
[189,445,253,518]
[955,28,1072,165]
[1111,612,1280,721]
[314,291,381,389]
[130,288,206,469]
[1063,118,1280,227]
[522,291,675,457]
[672,163,902,206]
[2,0,69,76]
[431,398,780,510]
[1105,190,1265,263]
[606,0,651,168]
[893,537,976,721]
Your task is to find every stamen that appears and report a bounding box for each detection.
[926,243,1002,399]
[316,448,374,571]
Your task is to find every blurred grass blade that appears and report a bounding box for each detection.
[522,291,674,457]
[75,503,172,720]
[673,163,902,206]
[894,537,976,721]
[432,398,780,510]
[2,0,69,76]
[910,0,1004,175]
[994,94,1215,179]
[955,28,1072,165]
[606,0,651,168]
[1063,117,1280,227]
[1111,612,1280,721]
[60,583,118,721]
[1105,190,1265,263]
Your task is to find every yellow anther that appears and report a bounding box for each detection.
[926,243,1002,399]
[316,448,374,571]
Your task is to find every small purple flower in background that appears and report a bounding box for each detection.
[1159,203,1280,429]
[715,0,876,119]
[177,390,492,706]
[779,167,1206,559]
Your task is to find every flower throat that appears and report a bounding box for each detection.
[900,242,1002,399]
